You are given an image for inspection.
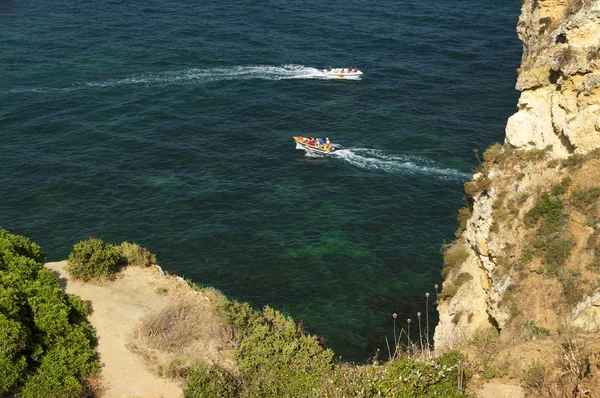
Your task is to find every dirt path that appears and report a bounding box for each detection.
[46,261,184,398]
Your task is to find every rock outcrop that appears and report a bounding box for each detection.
[505,0,600,157]
[435,0,600,352]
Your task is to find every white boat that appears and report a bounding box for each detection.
[322,68,363,79]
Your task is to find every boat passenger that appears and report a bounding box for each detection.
[325,137,330,146]
[317,138,323,147]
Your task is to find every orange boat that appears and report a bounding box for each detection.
[293,136,335,154]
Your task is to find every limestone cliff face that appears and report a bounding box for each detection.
[434,0,600,351]
[506,0,600,156]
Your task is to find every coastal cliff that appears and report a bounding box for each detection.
[506,0,600,156]
[434,0,600,393]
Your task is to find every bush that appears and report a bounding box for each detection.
[184,362,238,398]
[199,294,470,396]
[233,306,335,397]
[521,362,546,393]
[464,177,491,199]
[522,321,550,339]
[571,187,600,214]
[541,235,575,275]
[438,283,459,301]
[551,177,572,197]
[443,242,470,268]
[120,241,157,268]
[0,228,98,396]
[524,192,566,232]
[483,142,504,164]
[66,237,123,281]
[560,154,585,170]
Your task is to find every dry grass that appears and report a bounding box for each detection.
[135,299,204,352]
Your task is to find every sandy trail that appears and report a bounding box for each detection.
[46,261,184,398]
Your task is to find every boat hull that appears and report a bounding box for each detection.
[322,69,363,79]
[294,136,334,154]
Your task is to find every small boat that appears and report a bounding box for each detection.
[322,68,363,79]
[294,136,335,154]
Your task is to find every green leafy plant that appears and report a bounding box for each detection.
[522,321,550,339]
[66,237,123,281]
[524,192,566,231]
[0,228,99,397]
[184,362,238,398]
[120,241,157,268]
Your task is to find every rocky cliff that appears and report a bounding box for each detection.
[434,1,600,393]
[506,0,600,156]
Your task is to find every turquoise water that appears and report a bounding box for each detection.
[0,0,521,360]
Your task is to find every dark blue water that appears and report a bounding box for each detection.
[0,0,521,360]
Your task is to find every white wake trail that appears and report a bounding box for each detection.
[330,148,470,180]
[83,64,325,88]
[3,65,327,94]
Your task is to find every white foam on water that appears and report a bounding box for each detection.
[2,65,327,94]
[80,65,326,88]
[330,147,470,180]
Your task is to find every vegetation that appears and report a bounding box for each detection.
[181,293,469,397]
[438,273,472,302]
[471,327,504,381]
[120,241,157,268]
[66,238,158,281]
[539,17,552,34]
[571,187,600,214]
[66,237,123,281]
[0,228,98,397]
[522,320,550,339]
[482,142,504,164]
[521,362,547,393]
[136,299,203,352]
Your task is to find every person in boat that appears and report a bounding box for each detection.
[317,137,323,147]
[324,137,331,150]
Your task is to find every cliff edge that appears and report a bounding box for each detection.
[434,0,600,395]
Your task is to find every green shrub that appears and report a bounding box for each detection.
[483,143,504,164]
[524,192,566,232]
[522,321,550,339]
[66,237,123,281]
[320,351,467,398]
[120,241,157,268]
[184,362,238,398]
[571,187,600,214]
[560,154,585,170]
[519,249,534,264]
[551,177,572,196]
[233,306,334,397]
[203,293,470,396]
[539,234,575,275]
[0,228,98,396]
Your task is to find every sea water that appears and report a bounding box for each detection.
[0,0,521,360]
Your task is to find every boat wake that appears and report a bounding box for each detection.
[4,65,326,94]
[329,148,470,180]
